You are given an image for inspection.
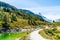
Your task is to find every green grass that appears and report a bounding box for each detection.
[39,29,60,40]
[39,30,52,39]
[0,32,27,40]
[53,22,60,26]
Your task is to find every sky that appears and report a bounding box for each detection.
[0,0,60,20]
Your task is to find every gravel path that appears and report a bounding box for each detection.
[29,29,46,40]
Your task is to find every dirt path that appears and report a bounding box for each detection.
[29,29,46,40]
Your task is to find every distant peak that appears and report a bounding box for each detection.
[0,1,17,10]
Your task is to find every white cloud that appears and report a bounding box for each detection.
[41,6,60,20]
[22,6,60,20]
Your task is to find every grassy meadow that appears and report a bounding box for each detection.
[39,22,60,40]
[0,32,28,40]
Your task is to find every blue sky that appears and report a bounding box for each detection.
[0,0,60,20]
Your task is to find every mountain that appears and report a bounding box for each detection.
[38,13,52,22]
[41,16,52,22]
[0,1,17,10]
[0,1,48,32]
[19,9,46,21]
[20,9,34,15]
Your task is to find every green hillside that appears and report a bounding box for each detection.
[0,1,48,32]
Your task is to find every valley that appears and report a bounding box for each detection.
[0,1,60,40]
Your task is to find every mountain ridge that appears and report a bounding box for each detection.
[0,1,49,32]
[38,13,52,22]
